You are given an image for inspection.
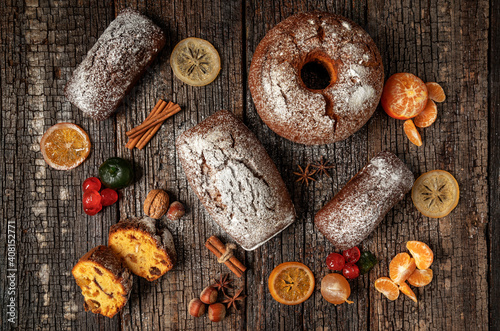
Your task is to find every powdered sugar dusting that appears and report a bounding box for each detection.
[315,152,414,250]
[249,12,384,145]
[176,110,296,251]
[65,9,165,120]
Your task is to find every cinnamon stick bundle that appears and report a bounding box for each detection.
[125,99,181,150]
[205,236,247,278]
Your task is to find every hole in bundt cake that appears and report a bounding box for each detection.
[300,61,331,90]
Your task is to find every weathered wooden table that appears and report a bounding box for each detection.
[1,0,499,330]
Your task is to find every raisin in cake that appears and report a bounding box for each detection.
[176,110,296,251]
[108,217,176,281]
[64,9,166,120]
[314,151,414,250]
[72,245,133,318]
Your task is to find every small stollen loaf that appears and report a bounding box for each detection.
[176,110,296,251]
[64,9,165,120]
[314,151,414,250]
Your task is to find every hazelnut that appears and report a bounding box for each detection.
[143,189,169,219]
[200,285,218,304]
[208,303,226,322]
[167,201,186,220]
[188,298,206,317]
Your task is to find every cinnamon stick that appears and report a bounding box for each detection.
[137,101,174,150]
[126,99,166,149]
[205,236,246,278]
[137,104,182,150]
[127,105,181,139]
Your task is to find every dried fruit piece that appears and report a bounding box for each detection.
[326,253,345,271]
[40,123,91,170]
[188,298,206,317]
[320,273,353,305]
[342,263,360,279]
[83,177,101,192]
[425,82,446,103]
[374,277,399,301]
[406,241,434,269]
[342,247,361,263]
[389,252,416,285]
[170,37,221,86]
[268,262,315,305]
[356,251,378,275]
[399,281,417,303]
[403,119,422,146]
[411,170,460,218]
[101,188,118,206]
[414,99,437,128]
[381,73,429,120]
[407,268,433,287]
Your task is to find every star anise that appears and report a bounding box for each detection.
[212,274,232,293]
[293,164,316,186]
[311,156,334,177]
[222,288,246,310]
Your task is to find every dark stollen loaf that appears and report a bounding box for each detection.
[64,9,165,120]
[314,151,414,250]
[176,110,296,251]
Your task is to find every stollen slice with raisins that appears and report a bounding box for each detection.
[170,37,221,86]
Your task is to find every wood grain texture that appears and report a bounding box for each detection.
[0,0,494,330]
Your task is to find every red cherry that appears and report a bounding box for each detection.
[83,177,101,192]
[84,204,102,216]
[83,189,102,210]
[342,263,360,279]
[101,188,118,206]
[326,253,346,271]
[342,247,361,263]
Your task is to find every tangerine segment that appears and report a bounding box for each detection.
[374,277,399,301]
[381,73,429,120]
[414,99,437,128]
[389,252,416,285]
[407,269,433,287]
[406,241,434,269]
[40,123,91,170]
[268,262,315,305]
[399,282,417,303]
[411,170,460,218]
[403,120,423,146]
[426,82,446,103]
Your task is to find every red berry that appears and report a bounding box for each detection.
[84,204,102,216]
[342,263,360,279]
[83,189,102,210]
[326,253,345,271]
[101,188,118,206]
[342,247,361,263]
[83,177,101,192]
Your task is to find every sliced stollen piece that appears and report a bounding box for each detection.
[72,246,133,318]
[314,151,414,250]
[108,217,176,281]
[176,110,296,251]
[64,9,166,120]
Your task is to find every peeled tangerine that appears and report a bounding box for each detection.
[321,273,353,305]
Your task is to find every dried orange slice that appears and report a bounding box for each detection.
[268,262,314,305]
[403,119,422,146]
[414,99,437,128]
[407,269,433,287]
[411,170,460,218]
[170,37,221,86]
[407,241,434,269]
[374,277,399,301]
[40,123,91,170]
[381,73,429,120]
[389,252,416,285]
[399,282,417,303]
[425,82,446,103]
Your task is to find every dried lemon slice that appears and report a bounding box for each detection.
[411,170,459,218]
[170,37,221,86]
